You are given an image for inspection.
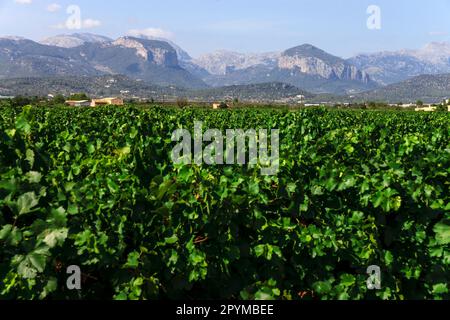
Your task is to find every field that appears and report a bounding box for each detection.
[0,105,449,300]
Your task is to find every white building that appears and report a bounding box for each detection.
[65,100,91,107]
[415,106,437,112]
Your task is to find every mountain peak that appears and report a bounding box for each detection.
[193,50,280,75]
[112,37,179,66]
[114,36,176,51]
[40,33,112,48]
[283,44,342,63]
[278,44,371,85]
[290,43,321,51]
[0,36,27,41]
[123,33,192,62]
[0,34,206,89]
[423,41,450,51]
[411,41,450,65]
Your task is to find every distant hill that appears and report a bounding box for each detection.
[189,82,313,102]
[0,76,313,103]
[353,74,450,103]
[0,75,186,99]
[2,73,449,105]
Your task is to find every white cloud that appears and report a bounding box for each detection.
[51,22,67,30]
[429,31,449,36]
[14,0,32,4]
[47,3,62,12]
[127,28,174,40]
[82,19,101,29]
[52,19,101,30]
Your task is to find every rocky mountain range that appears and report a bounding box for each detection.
[193,42,450,94]
[348,42,450,85]
[40,33,112,48]
[193,50,280,75]
[0,33,450,98]
[0,33,375,94]
[195,44,378,94]
[0,35,207,89]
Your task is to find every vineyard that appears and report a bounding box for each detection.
[0,105,449,300]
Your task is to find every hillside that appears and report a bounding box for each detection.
[0,38,102,78]
[201,44,377,94]
[189,82,313,102]
[0,37,207,89]
[348,42,450,85]
[40,33,112,48]
[3,33,450,98]
[354,74,450,103]
[0,75,317,103]
[0,75,186,99]
[3,37,374,94]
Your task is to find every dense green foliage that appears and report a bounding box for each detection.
[0,105,449,300]
[68,93,90,101]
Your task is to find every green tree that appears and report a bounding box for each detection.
[436,104,447,112]
[416,100,424,106]
[368,101,377,109]
[11,96,32,107]
[69,93,90,101]
[176,98,189,108]
[219,102,229,109]
[53,94,66,104]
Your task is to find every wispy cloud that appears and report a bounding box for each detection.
[207,19,282,32]
[52,19,102,30]
[14,0,32,4]
[127,28,174,39]
[429,31,449,36]
[82,19,101,29]
[47,3,62,13]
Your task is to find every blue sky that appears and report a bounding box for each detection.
[1,0,449,58]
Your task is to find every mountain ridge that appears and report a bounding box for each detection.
[348,42,450,85]
[196,43,376,94]
[1,33,450,97]
[40,33,112,48]
[353,73,450,103]
[0,33,375,94]
[0,35,207,89]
